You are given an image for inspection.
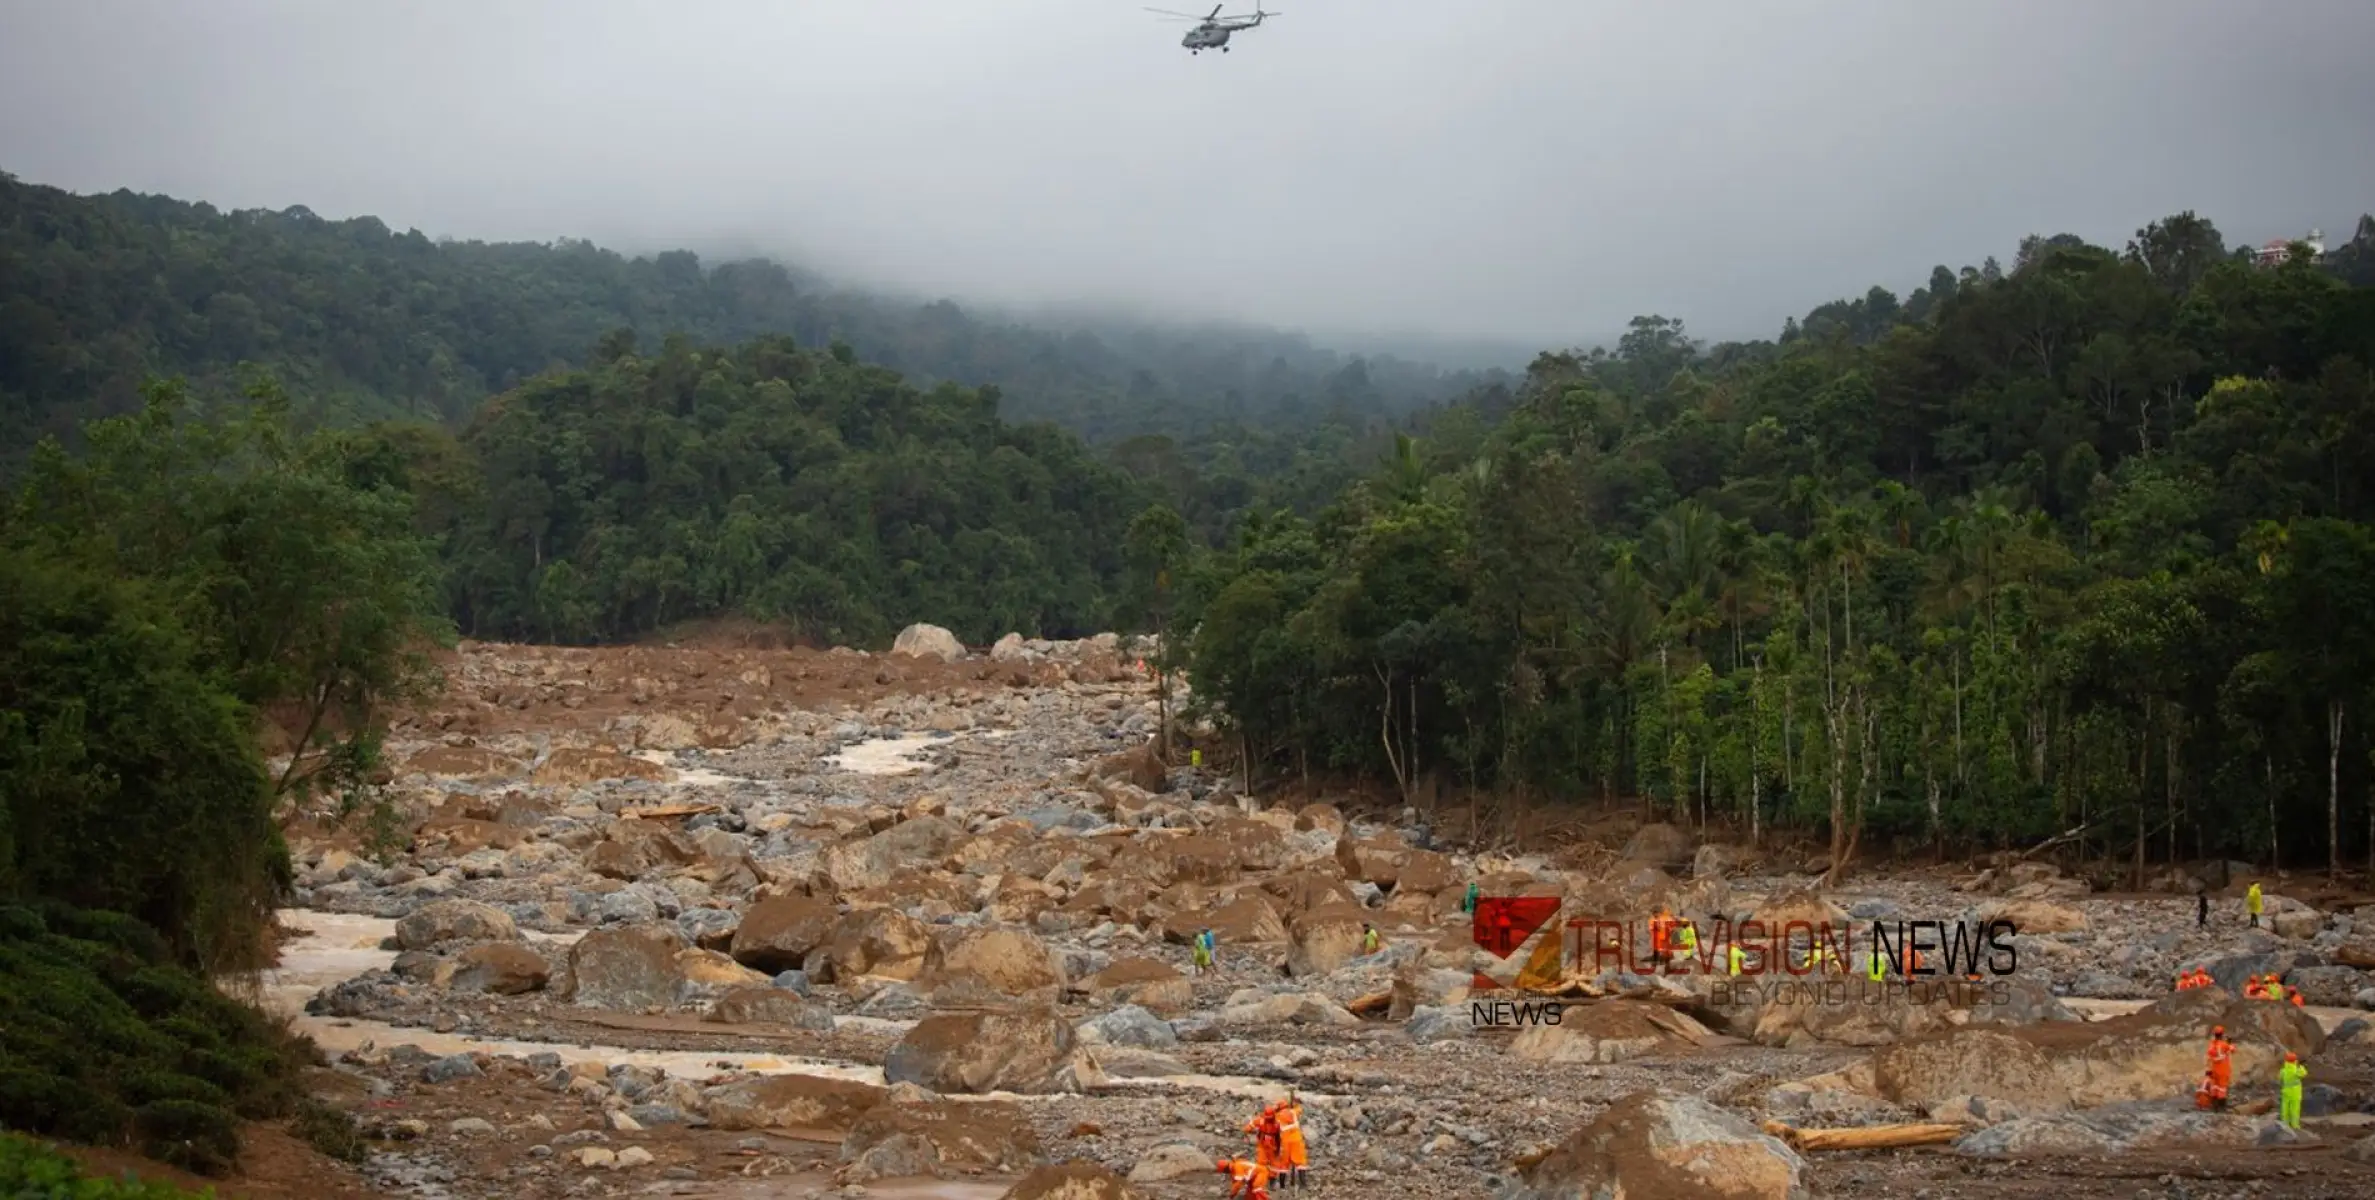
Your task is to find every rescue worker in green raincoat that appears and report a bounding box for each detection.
[2279,1052,2307,1130]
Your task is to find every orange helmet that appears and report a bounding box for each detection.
[2212,1025,2225,1036]
[2285,1051,2299,1062]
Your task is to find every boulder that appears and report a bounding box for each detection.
[1499,1091,1806,1200]
[2271,908,2322,939]
[1285,906,1370,978]
[1293,804,1346,835]
[1954,1110,2310,1157]
[883,1010,1089,1094]
[1620,823,1695,871]
[677,905,740,951]
[1077,1005,1177,1049]
[1202,893,1288,945]
[674,947,769,1002]
[394,899,519,950]
[1692,843,1757,879]
[2054,998,2321,1106]
[1127,1142,1217,1183]
[819,817,968,892]
[1750,890,1851,934]
[1509,1000,1717,1064]
[892,623,966,662]
[532,748,671,787]
[1090,744,1169,793]
[450,943,550,995]
[839,1097,1043,1180]
[1335,834,1411,887]
[808,907,933,983]
[1408,1005,1469,1043]
[1871,1029,2073,1113]
[1215,991,1361,1028]
[2285,965,2367,1008]
[729,893,840,974]
[1081,958,1193,1014]
[705,985,836,1030]
[563,924,690,1009]
[1395,849,1460,896]
[2334,928,2375,969]
[1262,872,1361,918]
[1979,900,2089,935]
[999,1163,1148,1199]
[704,1075,887,1133]
[1751,979,1961,1047]
[920,926,1066,997]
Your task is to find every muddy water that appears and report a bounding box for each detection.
[260,910,1333,1106]
[822,732,949,776]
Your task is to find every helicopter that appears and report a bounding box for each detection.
[1144,4,1280,54]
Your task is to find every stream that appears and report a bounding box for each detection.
[260,909,1331,1106]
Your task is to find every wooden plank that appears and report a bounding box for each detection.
[1760,1120,1965,1151]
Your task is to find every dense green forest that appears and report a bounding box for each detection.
[1163,213,2375,877]
[0,171,1499,447]
[1,388,432,1170]
[389,333,1150,645]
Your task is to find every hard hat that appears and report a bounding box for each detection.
[2285,1051,2298,1062]
[2213,1025,2225,1035]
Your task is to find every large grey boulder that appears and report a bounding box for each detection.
[1498,1091,1806,1200]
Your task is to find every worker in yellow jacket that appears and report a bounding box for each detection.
[2279,1052,2307,1130]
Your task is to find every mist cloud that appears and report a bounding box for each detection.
[4,0,2372,347]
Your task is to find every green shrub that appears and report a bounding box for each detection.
[0,1130,214,1197]
[0,905,306,1176]
[129,1103,238,1177]
[287,1099,366,1165]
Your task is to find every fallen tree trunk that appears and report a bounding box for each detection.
[1758,1120,1964,1151]
[1345,990,1393,1017]
[621,803,723,820]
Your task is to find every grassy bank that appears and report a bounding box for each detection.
[0,903,315,1175]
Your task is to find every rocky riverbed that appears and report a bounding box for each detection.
[259,629,2375,1199]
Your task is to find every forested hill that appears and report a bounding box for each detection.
[1170,212,2375,870]
[0,171,1502,445]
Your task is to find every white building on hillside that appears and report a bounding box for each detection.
[2254,230,2325,267]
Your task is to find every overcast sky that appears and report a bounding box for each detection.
[4,0,2373,348]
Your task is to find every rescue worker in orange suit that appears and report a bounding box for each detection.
[1649,910,1674,968]
[1217,1157,1271,1200]
[1243,1104,1282,1177]
[2205,1025,2234,1107]
[1276,1092,1309,1189]
[2195,1069,2228,1110]
[2243,975,2267,999]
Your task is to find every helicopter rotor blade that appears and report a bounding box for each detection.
[1142,7,1208,19]
[1208,4,1223,19]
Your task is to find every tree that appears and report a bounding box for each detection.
[2255,519,2375,876]
[1123,503,1194,756]
[2126,211,2227,297]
